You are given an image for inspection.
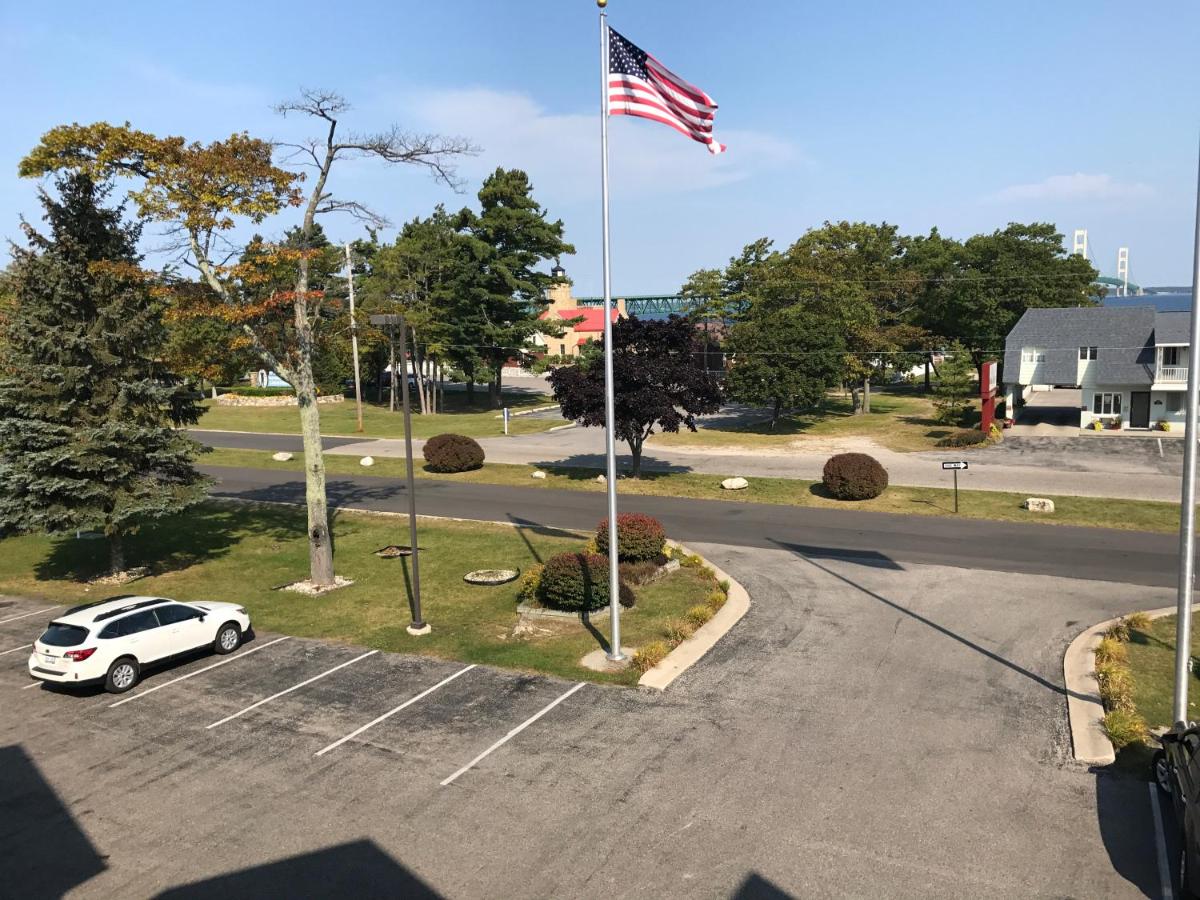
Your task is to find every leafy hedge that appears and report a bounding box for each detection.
[226,386,294,397]
[936,429,988,448]
[821,453,888,500]
[422,433,485,473]
[538,551,635,612]
[595,513,666,562]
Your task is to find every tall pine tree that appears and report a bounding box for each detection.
[0,175,208,574]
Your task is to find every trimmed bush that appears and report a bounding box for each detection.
[1102,708,1149,750]
[228,386,294,397]
[821,453,889,500]
[632,640,670,673]
[685,604,714,628]
[936,430,988,448]
[516,564,543,606]
[537,551,635,612]
[595,513,666,562]
[422,433,485,473]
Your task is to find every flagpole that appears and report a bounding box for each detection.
[1172,134,1200,724]
[599,4,624,661]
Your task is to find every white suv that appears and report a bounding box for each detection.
[28,595,253,693]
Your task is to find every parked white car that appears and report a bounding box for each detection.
[28,595,252,693]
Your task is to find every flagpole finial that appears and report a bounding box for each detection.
[597,0,607,7]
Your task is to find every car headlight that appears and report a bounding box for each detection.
[235,607,247,615]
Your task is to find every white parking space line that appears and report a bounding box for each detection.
[1149,782,1174,900]
[315,664,477,758]
[0,606,60,625]
[207,650,378,729]
[1,644,31,656]
[440,682,586,787]
[21,681,42,689]
[108,636,290,708]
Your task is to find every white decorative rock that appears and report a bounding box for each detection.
[596,474,607,483]
[1023,497,1055,513]
[532,470,547,479]
[721,477,749,491]
[360,456,375,467]
[271,451,293,462]
[464,568,520,585]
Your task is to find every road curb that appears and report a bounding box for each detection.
[1065,603,1191,765]
[638,540,750,691]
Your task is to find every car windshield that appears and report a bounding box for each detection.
[39,622,89,647]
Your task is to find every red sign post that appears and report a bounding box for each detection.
[979,361,997,433]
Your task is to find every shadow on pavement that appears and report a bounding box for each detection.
[730,873,795,898]
[773,540,1074,698]
[1095,772,1167,898]
[534,453,694,476]
[0,745,108,896]
[154,839,441,899]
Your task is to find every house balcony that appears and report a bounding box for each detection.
[1156,366,1188,383]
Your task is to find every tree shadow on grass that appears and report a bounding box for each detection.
[33,502,299,584]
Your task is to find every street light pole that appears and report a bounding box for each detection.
[1173,135,1200,725]
[397,313,429,636]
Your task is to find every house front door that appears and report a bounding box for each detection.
[1130,391,1151,428]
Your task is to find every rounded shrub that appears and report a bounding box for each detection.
[821,452,889,501]
[422,433,485,473]
[595,513,666,562]
[516,563,543,606]
[537,551,635,612]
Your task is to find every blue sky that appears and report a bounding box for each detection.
[2,1,1197,293]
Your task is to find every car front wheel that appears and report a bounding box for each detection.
[1154,751,1173,795]
[214,622,241,655]
[105,658,139,694]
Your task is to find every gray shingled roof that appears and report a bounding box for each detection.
[1155,311,1191,344]
[1003,306,1155,386]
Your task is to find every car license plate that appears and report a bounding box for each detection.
[41,653,57,665]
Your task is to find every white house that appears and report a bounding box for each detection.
[1003,306,1190,431]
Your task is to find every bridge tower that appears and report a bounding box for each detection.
[1116,248,1130,296]
[1072,229,1088,258]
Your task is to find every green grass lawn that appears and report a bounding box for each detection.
[204,447,1184,535]
[194,390,563,440]
[0,502,714,686]
[1126,614,1200,728]
[649,386,978,453]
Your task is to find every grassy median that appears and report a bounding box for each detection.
[0,502,714,686]
[195,390,562,440]
[203,447,1183,535]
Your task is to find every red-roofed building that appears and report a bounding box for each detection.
[535,267,627,358]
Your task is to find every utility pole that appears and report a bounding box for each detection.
[345,243,364,433]
[1173,139,1200,725]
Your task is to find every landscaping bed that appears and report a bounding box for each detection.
[204,448,1185,535]
[0,502,717,686]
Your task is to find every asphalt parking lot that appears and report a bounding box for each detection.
[0,546,1184,898]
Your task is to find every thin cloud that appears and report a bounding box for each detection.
[385,87,801,201]
[988,172,1153,204]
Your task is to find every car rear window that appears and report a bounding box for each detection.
[39,623,89,647]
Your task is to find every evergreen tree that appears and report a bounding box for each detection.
[932,342,977,425]
[0,175,208,573]
[459,168,575,408]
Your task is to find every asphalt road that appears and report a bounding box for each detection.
[201,464,1182,588]
[0,549,1168,897]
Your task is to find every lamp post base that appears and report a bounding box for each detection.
[406,623,432,637]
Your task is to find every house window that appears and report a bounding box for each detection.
[1022,349,1046,363]
[1092,392,1122,416]
[1079,346,1097,360]
[1169,394,1184,413]
[559,344,566,356]
[1163,347,1180,366]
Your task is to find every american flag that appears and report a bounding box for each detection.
[607,26,726,155]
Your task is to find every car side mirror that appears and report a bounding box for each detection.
[198,615,206,622]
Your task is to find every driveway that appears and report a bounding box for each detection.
[1010,389,1083,437]
[0,548,1171,897]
